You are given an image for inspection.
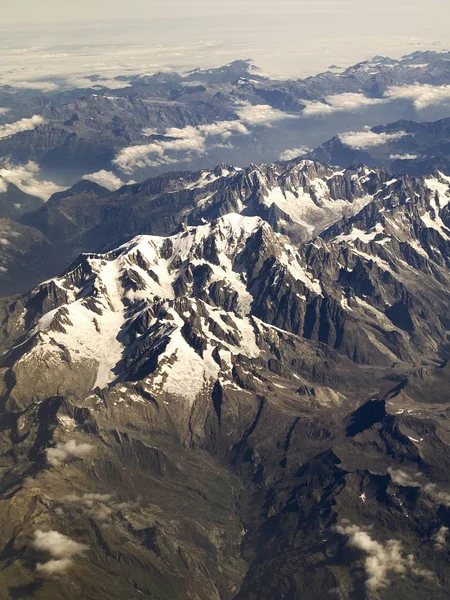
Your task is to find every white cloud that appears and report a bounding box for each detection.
[33,530,88,576]
[235,102,300,126]
[33,530,87,558]
[279,147,310,161]
[302,93,386,116]
[0,161,66,200]
[0,108,9,115]
[390,153,419,160]
[36,558,73,575]
[114,119,250,173]
[385,84,450,109]
[82,170,129,191]
[339,130,408,149]
[0,115,45,139]
[46,439,94,466]
[336,520,433,590]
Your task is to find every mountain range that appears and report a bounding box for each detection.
[0,153,450,598]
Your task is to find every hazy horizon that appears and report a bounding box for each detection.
[1,0,449,83]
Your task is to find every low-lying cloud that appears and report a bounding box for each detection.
[390,153,419,160]
[82,170,130,191]
[279,147,310,161]
[302,93,386,116]
[235,102,300,126]
[0,115,45,139]
[0,161,66,200]
[114,119,250,173]
[114,103,301,173]
[33,530,88,576]
[339,130,408,149]
[385,84,450,110]
[46,439,94,466]
[336,520,433,590]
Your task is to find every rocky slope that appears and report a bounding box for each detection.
[3,157,448,297]
[0,164,450,598]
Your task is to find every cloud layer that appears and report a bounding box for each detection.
[385,84,450,109]
[301,83,450,118]
[302,93,386,116]
[114,102,302,173]
[339,130,408,149]
[0,161,66,200]
[0,115,45,139]
[114,119,250,173]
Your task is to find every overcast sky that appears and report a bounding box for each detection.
[1,0,449,79]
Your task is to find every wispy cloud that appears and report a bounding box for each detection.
[339,130,408,149]
[302,93,386,116]
[0,115,45,139]
[82,170,131,191]
[0,108,9,115]
[114,119,249,173]
[385,84,450,109]
[0,161,66,200]
[279,147,310,161]
[33,530,88,576]
[336,520,433,590]
[59,491,133,520]
[46,439,94,466]
[388,468,450,506]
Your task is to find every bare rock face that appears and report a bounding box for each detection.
[0,160,450,599]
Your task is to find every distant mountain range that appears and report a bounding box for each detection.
[310,117,450,177]
[1,51,450,188]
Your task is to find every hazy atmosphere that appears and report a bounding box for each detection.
[1,0,449,80]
